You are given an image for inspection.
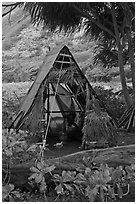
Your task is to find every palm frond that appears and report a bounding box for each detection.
[23,2,82,34]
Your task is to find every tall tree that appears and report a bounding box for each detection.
[2,2,135,107]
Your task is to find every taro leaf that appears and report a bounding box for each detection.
[62,171,71,182]
[2,184,14,200]
[98,172,104,183]
[103,169,110,178]
[64,184,73,192]
[62,171,76,182]
[8,196,15,202]
[85,167,91,176]
[85,186,98,202]
[55,184,64,195]
[125,165,135,179]
[28,173,39,180]
[37,162,43,170]
[69,171,77,177]
[103,169,111,183]
[2,188,9,200]
[5,149,13,157]
[43,165,55,174]
[102,185,108,192]
[131,164,135,170]
[35,173,43,184]
[117,166,123,171]
[100,186,105,202]
[73,184,81,193]
[117,184,123,198]
[53,174,61,181]
[9,184,14,191]
[108,186,115,199]
[62,170,66,177]
[83,156,89,166]
[74,173,86,184]
[76,166,85,172]
[40,180,47,193]
[100,163,109,171]
[12,190,21,198]
[108,167,115,175]
[40,183,47,193]
[94,171,100,182]
[112,169,122,181]
[88,175,96,187]
[30,166,40,173]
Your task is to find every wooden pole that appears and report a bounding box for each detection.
[41,84,46,141]
[86,82,90,112]
[47,83,50,126]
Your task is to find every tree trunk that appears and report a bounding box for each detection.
[111,4,131,108]
[127,30,135,93]
[117,45,131,107]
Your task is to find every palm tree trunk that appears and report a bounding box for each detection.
[111,4,131,108]
[127,30,135,93]
[117,45,131,107]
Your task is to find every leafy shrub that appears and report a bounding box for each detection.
[2,82,31,128]
[2,184,21,202]
[2,129,39,165]
[94,86,126,120]
[29,161,55,195]
[53,159,135,202]
[2,129,135,202]
[26,153,135,202]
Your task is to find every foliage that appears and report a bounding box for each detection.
[53,170,79,198]
[2,129,52,202]
[26,151,135,202]
[2,82,31,128]
[93,39,134,69]
[94,86,126,120]
[52,158,135,202]
[2,127,135,202]
[2,129,41,165]
[93,40,118,69]
[2,184,21,202]
[2,129,28,161]
[2,129,29,201]
[29,161,55,194]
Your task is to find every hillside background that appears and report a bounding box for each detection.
[3,7,129,85]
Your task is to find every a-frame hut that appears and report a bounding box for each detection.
[9,45,108,141]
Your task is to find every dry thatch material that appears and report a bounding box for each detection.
[118,103,135,132]
[82,98,118,148]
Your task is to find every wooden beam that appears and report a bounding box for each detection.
[59,53,72,58]
[47,84,50,124]
[44,110,82,113]
[55,61,74,64]
[47,93,66,96]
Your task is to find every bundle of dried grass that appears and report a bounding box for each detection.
[82,97,118,148]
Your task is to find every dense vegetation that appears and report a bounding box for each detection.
[2,129,135,202]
